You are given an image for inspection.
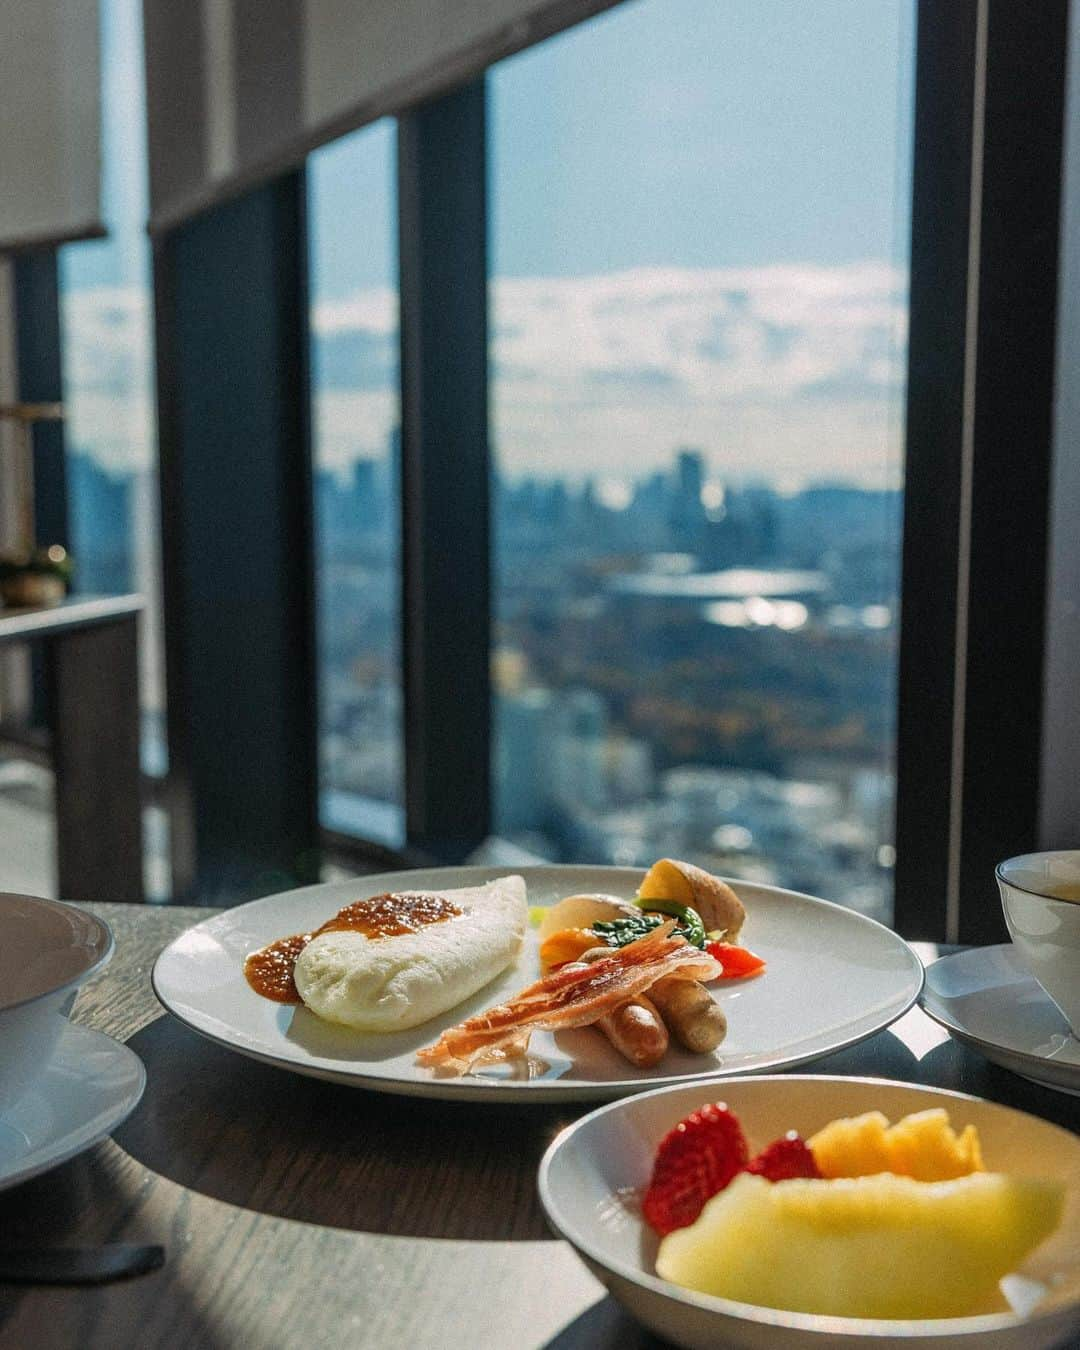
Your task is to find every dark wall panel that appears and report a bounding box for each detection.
[154,174,319,902]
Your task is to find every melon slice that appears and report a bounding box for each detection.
[656,1171,1064,1319]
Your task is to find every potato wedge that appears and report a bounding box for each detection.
[639,858,746,941]
[642,858,745,945]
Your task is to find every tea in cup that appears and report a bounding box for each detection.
[997,851,1080,1036]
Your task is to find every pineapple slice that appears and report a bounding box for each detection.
[656,1171,1063,1319]
[809,1108,984,1181]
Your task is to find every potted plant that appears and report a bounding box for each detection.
[0,544,72,607]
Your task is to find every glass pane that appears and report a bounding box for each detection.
[490,0,914,923]
[308,121,404,847]
[56,0,169,898]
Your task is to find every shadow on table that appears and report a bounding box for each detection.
[540,1296,671,1349]
[110,1017,960,1246]
[113,1013,577,1241]
[0,1149,227,1350]
[794,1027,919,1081]
[915,1039,1080,1131]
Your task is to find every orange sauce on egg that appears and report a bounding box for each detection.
[243,892,462,1004]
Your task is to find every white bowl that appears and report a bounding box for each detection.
[539,1076,1080,1350]
[0,893,113,1112]
[997,851,1080,1036]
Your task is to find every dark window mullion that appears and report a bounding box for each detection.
[12,248,69,551]
[397,81,490,862]
[1040,2,1080,847]
[12,248,70,732]
[894,0,979,941]
[896,0,1070,942]
[956,0,1068,943]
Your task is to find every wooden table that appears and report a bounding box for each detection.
[1,905,1076,1350]
[0,596,144,903]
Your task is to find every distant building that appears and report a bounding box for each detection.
[550,688,609,814]
[67,450,132,593]
[494,687,554,833]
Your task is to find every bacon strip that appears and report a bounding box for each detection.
[415,923,721,1071]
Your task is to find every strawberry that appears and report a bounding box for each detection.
[746,1132,821,1182]
[642,1103,748,1235]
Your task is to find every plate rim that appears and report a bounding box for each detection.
[0,1021,146,1192]
[537,1073,1080,1340]
[151,864,925,1103]
[919,945,1080,1087]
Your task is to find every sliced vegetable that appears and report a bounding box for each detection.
[639,858,746,942]
[536,894,638,943]
[635,898,706,949]
[593,913,664,948]
[538,927,603,973]
[704,941,766,978]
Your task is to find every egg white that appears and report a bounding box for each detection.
[293,875,528,1031]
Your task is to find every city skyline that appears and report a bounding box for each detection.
[60,0,913,490]
[53,0,911,921]
[65,255,908,488]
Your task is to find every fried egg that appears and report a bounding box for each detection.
[293,875,528,1031]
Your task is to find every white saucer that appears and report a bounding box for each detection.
[920,944,1080,1096]
[0,1019,146,1192]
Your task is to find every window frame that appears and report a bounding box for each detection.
[894,0,1070,942]
[30,0,1073,925]
[389,0,1072,939]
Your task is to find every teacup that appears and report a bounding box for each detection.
[0,893,113,1112]
[997,851,1080,1036]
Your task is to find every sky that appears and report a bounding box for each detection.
[61,0,915,489]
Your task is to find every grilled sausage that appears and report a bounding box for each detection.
[595,994,670,1068]
[648,977,727,1053]
[561,952,670,1067]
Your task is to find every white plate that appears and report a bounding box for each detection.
[921,945,1080,1096]
[539,1076,1080,1350]
[0,1019,146,1192]
[152,865,922,1102]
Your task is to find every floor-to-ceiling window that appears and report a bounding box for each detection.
[489,0,915,922]
[59,0,162,740]
[28,0,168,897]
[308,121,404,849]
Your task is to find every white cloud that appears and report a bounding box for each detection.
[313,288,397,336]
[60,261,908,487]
[313,389,398,475]
[59,285,155,473]
[487,262,907,487]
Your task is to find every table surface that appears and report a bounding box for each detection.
[1,904,1077,1350]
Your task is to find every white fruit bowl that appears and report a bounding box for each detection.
[538,1076,1080,1350]
[0,893,113,1112]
